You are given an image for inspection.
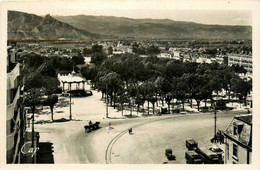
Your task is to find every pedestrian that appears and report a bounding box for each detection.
[128,128,131,134]
[109,122,111,127]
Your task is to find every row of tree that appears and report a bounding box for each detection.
[81,52,252,114]
[21,44,108,121]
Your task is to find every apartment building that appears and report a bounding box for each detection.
[228,53,252,73]
[6,46,25,163]
[222,114,252,164]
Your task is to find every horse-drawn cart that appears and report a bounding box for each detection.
[84,121,100,133]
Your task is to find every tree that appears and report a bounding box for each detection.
[59,57,73,73]
[175,80,188,111]
[36,62,57,77]
[90,52,107,66]
[98,72,123,107]
[24,88,42,148]
[72,54,85,66]
[81,65,98,87]
[107,46,113,55]
[231,64,247,74]
[91,44,103,53]
[83,47,92,55]
[154,76,172,107]
[43,95,58,121]
[231,78,252,105]
[141,81,157,114]
[24,52,44,68]
[117,89,130,116]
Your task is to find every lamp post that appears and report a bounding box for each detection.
[214,102,217,142]
[69,91,72,120]
[130,97,133,117]
[106,84,108,118]
[211,101,217,143]
[69,82,72,120]
[31,106,35,163]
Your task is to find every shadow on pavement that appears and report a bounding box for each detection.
[37,142,54,164]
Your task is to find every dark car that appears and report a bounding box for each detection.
[165,149,176,160]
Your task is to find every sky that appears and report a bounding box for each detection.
[1,0,254,26]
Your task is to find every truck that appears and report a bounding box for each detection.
[185,138,223,164]
[186,138,198,150]
[195,148,221,164]
[185,150,203,164]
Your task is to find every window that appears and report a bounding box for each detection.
[234,126,238,136]
[233,144,238,157]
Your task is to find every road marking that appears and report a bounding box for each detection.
[105,116,179,164]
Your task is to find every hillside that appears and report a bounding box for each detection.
[8,11,107,40]
[7,11,252,41]
[54,15,252,40]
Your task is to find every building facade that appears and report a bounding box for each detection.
[6,46,25,163]
[223,114,252,164]
[228,54,252,73]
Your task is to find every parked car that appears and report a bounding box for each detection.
[165,149,176,160]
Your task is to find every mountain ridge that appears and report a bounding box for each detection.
[54,15,252,40]
[8,11,112,40]
[8,10,252,41]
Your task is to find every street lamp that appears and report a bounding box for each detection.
[69,90,72,120]
[106,84,108,118]
[211,101,217,143]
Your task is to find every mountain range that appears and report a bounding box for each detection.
[8,10,252,41]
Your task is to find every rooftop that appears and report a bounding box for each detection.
[235,114,252,125]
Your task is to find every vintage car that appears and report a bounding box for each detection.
[165,149,176,160]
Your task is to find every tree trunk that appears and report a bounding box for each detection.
[196,100,200,111]
[152,103,155,114]
[190,99,193,108]
[171,102,174,114]
[121,104,124,116]
[167,101,170,114]
[147,101,150,114]
[110,95,112,106]
[113,93,116,109]
[161,98,164,107]
[210,94,213,107]
[182,100,185,111]
[50,105,54,121]
[204,99,207,107]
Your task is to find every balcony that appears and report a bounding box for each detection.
[7,63,21,90]
[6,132,15,151]
[7,87,20,120]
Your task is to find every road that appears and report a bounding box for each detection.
[35,110,246,164]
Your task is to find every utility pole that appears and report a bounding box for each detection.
[106,84,108,118]
[214,103,217,142]
[31,106,35,163]
[211,101,217,143]
[69,82,72,120]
